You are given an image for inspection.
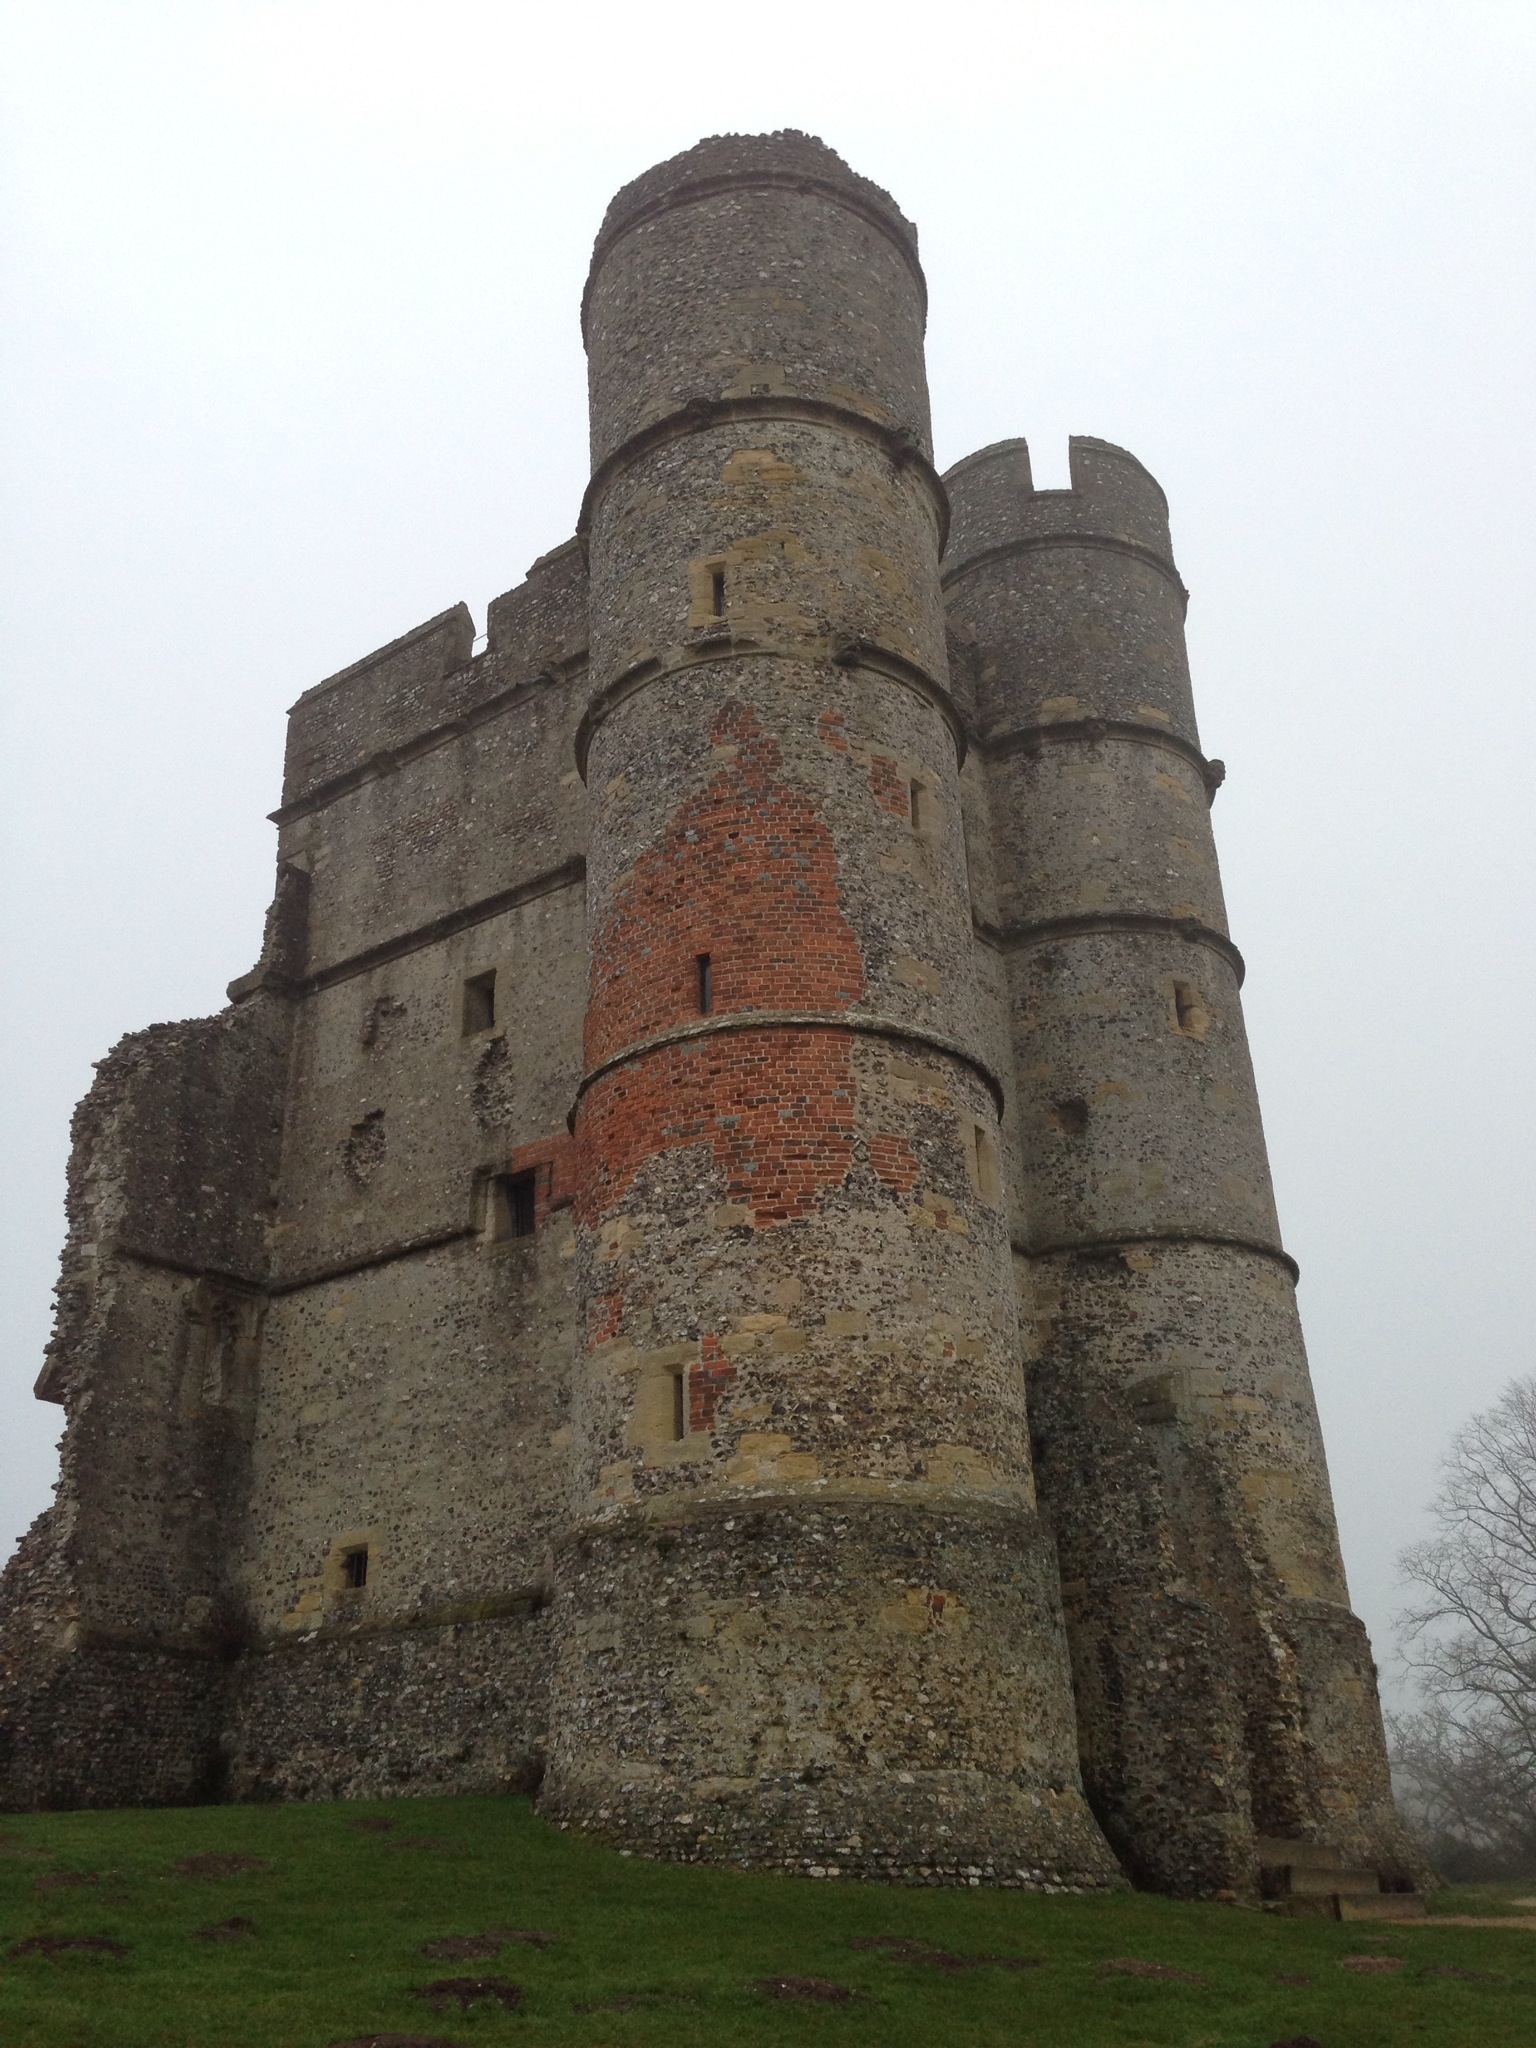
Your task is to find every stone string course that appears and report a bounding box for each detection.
[0,130,1424,1902]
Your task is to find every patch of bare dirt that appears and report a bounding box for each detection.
[10,1933,129,1959]
[420,1934,503,1963]
[1419,1913,1536,1928]
[419,1929,557,1962]
[386,1837,456,1853]
[33,1870,99,1891]
[414,1976,522,2013]
[195,1917,255,1942]
[1268,2036,1323,2048]
[1425,1964,1505,1981]
[850,1932,1039,1973]
[573,1998,700,2015]
[346,1817,397,1835]
[331,2037,464,2048]
[757,1976,855,2003]
[1274,1973,1311,1985]
[1097,1956,1204,1983]
[172,1853,270,1880]
[1340,1954,1405,1973]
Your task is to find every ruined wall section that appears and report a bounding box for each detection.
[225,544,592,1799]
[0,960,296,1807]
[548,132,1118,1889]
[943,436,1421,1895]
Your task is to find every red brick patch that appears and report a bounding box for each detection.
[691,1336,737,1432]
[868,1131,918,1195]
[867,753,910,816]
[503,1131,578,1229]
[585,702,866,1066]
[578,1024,860,1234]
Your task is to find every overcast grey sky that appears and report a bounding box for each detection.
[2,1,1533,1699]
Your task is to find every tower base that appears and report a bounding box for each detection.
[540,1492,1123,1889]
[541,1760,1123,1888]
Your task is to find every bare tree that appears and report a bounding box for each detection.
[1393,1376,1536,1878]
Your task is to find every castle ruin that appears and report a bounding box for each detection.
[0,133,1420,1902]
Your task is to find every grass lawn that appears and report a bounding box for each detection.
[0,1794,1527,2047]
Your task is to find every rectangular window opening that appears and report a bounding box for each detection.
[1172,980,1200,1032]
[462,970,496,1035]
[975,1124,1002,1204]
[909,781,928,834]
[341,1547,369,1590]
[711,568,727,617]
[672,1370,687,1442]
[697,953,713,1015]
[488,1169,538,1241]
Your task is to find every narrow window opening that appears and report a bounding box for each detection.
[697,953,713,1015]
[672,1370,687,1441]
[488,1169,538,1241]
[909,781,928,834]
[462,970,496,1035]
[341,1546,369,1590]
[711,568,726,617]
[975,1123,1002,1204]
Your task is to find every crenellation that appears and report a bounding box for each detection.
[0,131,1422,1904]
[484,537,588,668]
[282,602,478,809]
[943,436,1176,580]
[283,681,587,979]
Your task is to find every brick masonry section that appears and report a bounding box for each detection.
[585,700,866,1068]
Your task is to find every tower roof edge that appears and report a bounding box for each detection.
[942,435,1175,574]
[596,131,915,250]
[584,132,923,338]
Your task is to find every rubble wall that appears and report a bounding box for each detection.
[0,992,291,1807]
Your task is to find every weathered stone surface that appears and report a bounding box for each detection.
[946,435,1424,1895]
[0,130,1417,1901]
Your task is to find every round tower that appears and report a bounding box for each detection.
[943,436,1422,1895]
[545,136,1119,1889]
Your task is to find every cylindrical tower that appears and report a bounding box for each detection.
[545,137,1119,1889]
[944,436,1421,1895]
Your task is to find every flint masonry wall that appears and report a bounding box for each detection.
[944,435,1419,1892]
[0,982,293,1806]
[548,132,1116,1888]
[224,540,591,1799]
[0,129,1415,1902]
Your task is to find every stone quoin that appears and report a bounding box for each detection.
[0,132,1423,1901]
